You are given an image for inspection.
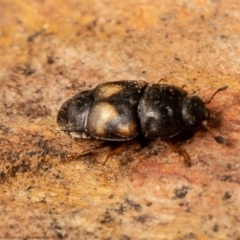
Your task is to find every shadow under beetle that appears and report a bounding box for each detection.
[57,80,227,165]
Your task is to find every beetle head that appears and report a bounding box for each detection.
[182,95,209,128]
[182,85,228,144]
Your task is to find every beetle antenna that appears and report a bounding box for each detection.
[202,121,225,144]
[204,85,228,104]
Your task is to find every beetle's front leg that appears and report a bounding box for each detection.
[164,140,191,167]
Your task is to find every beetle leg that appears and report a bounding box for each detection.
[103,142,132,165]
[204,85,228,104]
[164,140,191,167]
[66,142,110,162]
[103,138,144,165]
[156,78,167,83]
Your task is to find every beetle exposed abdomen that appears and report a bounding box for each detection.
[57,90,93,139]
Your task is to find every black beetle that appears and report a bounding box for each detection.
[57,80,227,165]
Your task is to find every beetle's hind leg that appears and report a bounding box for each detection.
[103,143,126,165]
[164,140,191,167]
[103,140,140,166]
[65,141,110,163]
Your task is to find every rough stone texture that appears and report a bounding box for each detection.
[0,0,240,239]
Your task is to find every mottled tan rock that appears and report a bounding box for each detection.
[0,0,240,239]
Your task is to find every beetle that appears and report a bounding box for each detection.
[57,80,227,165]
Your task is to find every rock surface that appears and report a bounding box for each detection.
[0,0,240,239]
